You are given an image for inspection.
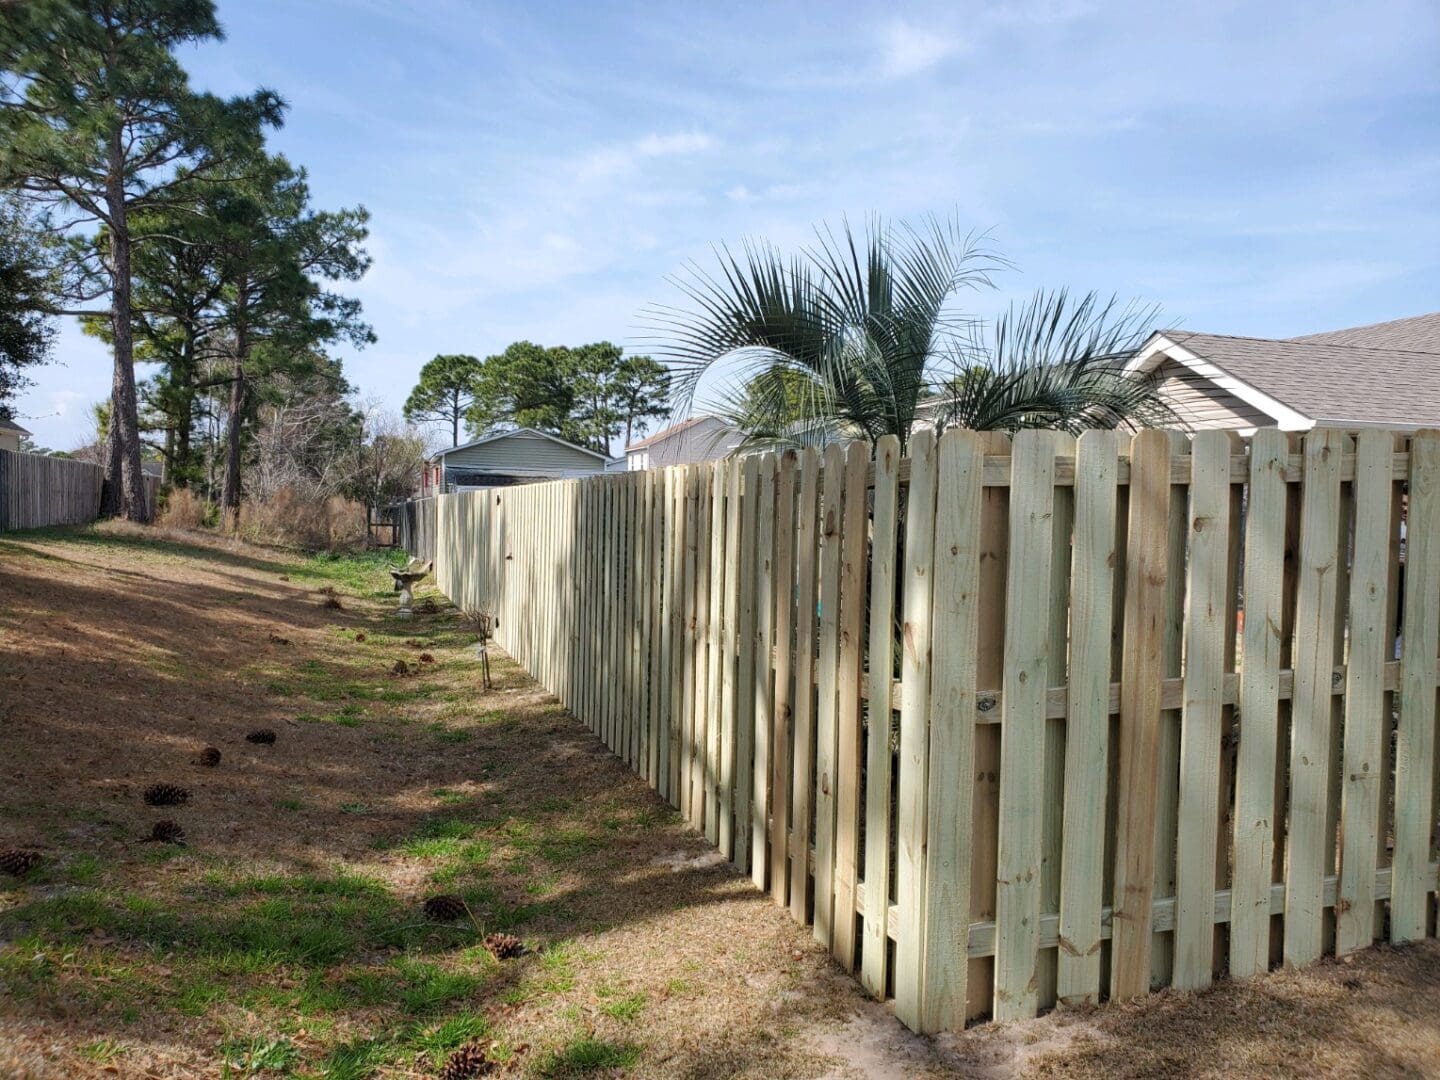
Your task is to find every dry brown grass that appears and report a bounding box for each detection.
[235,485,368,552]
[154,486,211,531]
[2,525,1438,1080]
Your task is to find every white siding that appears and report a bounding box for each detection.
[626,417,743,470]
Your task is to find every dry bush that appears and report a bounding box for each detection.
[235,486,368,553]
[155,487,211,531]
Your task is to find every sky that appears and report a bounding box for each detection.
[15,0,1440,451]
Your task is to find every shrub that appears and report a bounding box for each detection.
[235,486,369,553]
[155,487,213,531]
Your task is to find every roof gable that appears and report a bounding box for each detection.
[1132,325,1440,430]
[435,427,609,462]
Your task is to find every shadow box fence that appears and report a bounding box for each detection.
[430,426,1440,1033]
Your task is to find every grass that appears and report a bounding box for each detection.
[0,527,868,1080]
[536,1037,641,1076]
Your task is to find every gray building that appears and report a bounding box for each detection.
[420,428,613,494]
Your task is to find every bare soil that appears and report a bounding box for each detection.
[2,525,1438,1079]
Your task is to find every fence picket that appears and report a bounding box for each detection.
[1335,430,1394,953]
[860,434,900,997]
[893,429,937,1030]
[1110,429,1171,1001]
[752,456,777,890]
[789,448,822,922]
[1057,429,1121,1005]
[1173,431,1232,989]
[771,451,799,906]
[1285,428,1346,966]
[832,440,870,967]
[917,428,983,1031]
[1393,430,1440,940]
[734,455,761,871]
[813,443,847,946]
[1231,429,1289,977]
[994,430,1058,1019]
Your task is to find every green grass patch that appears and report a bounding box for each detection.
[536,1037,641,1076]
[598,991,647,1021]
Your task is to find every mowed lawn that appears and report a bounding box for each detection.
[2,525,1440,1080]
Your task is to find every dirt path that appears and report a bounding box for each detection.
[3,526,1439,1080]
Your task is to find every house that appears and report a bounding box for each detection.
[625,416,743,470]
[0,416,31,453]
[419,427,613,495]
[1128,312,1440,434]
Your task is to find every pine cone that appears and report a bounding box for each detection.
[323,595,343,610]
[419,653,435,664]
[391,660,411,676]
[143,783,190,807]
[0,848,41,877]
[482,932,525,960]
[422,894,467,922]
[355,632,367,642]
[147,820,186,845]
[438,1040,492,1080]
[246,729,277,745]
[198,747,221,767]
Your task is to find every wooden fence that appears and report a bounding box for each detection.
[432,427,1440,1032]
[392,496,436,563]
[0,448,105,530]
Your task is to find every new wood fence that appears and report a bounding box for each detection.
[0,448,105,530]
[432,427,1440,1032]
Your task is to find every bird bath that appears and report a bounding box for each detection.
[390,560,432,618]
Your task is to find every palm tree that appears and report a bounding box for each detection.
[646,214,1175,448]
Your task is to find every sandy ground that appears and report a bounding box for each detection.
[2,524,1439,1079]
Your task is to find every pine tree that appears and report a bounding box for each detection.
[0,0,282,519]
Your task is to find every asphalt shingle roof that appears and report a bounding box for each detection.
[1290,311,1440,353]
[1168,320,1440,428]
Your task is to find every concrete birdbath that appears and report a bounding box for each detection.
[390,559,432,618]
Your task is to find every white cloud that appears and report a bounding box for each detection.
[577,130,716,182]
[878,19,962,78]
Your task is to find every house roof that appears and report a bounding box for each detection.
[626,416,711,452]
[1290,311,1440,353]
[431,427,610,463]
[0,416,32,436]
[1134,319,1440,430]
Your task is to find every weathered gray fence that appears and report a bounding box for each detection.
[0,449,104,530]
[0,449,162,530]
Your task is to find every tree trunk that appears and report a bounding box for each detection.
[103,138,148,522]
[451,390,460,447]
[221,290,249,523]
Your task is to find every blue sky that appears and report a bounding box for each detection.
[17,0,1440,450]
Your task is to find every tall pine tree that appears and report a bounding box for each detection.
[0,0,282,518]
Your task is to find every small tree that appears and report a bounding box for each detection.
[404,353,482,447]
[0,0,282,518]
[650,214,1172,449]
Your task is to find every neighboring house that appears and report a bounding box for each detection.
[1129,312,1440,434]
[625,416,744,470]
[419,427,613,494]
[0,416,31,453]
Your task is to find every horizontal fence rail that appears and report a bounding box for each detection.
[431,427,1440,1033]
[0,449,104,530]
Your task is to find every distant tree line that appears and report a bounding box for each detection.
[404,341,670,454]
